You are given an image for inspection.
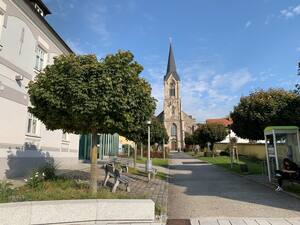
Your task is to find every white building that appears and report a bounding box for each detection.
[0,0,79,179]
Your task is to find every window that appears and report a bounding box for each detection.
[34,4,44,16]
[172,106,175,115]
[169,81,175,97]
[35,46,45,71]
[27,113,39,135]
[171,124,177,137]
[62,132,69,141]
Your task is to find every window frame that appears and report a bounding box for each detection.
[34,45,46,71]
[169,81,176,97]
[62,132,69,142]
[171,123,177,137]
[26,113,40,136]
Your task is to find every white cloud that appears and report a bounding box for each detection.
[245,21,252,28]
[144,53,255,122]
[297,47,300,52]
[86,4,111,47]
[280,5,300,19]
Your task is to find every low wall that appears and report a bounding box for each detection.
[214,143,266,160]
[0,199,155,225]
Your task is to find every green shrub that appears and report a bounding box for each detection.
[25,170,45,189]
[0,181,14,202]
[38,161,58,180]
[220,151,230,156]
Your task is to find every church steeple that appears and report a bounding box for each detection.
[164,42,180,81]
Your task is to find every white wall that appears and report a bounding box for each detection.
[0,0,79,179]
[0,97,27,145]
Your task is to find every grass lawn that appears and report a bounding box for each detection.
[0,178,136,203]
[136,158,168,168]
[285,184,300,197]
[187,152,263,175]
[128,167,169,181]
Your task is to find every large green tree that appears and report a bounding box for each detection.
[231,88,300,140]
[184,133,196,147]
[28,51,156,193]
[129,117,168,146]
[194,123,228,153]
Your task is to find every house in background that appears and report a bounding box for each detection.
[206,118,249,144]
[0,0,80,179]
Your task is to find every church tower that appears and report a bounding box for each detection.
[163,43,184,151]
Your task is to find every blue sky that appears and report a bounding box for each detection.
[44,0,300,122]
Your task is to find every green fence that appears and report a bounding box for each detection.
[79,133,120,160]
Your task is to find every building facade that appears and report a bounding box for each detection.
[0,0,79,179]
[157,44,197,151]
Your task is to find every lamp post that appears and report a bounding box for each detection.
[146,120,152,181]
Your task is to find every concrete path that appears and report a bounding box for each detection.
[167,152,300,219]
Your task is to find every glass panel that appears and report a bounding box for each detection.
[275,133,300,167]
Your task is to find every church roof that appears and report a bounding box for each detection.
[164,43,180,81]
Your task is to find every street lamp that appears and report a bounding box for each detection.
[146,120,152,181]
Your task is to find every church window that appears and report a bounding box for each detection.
[172,106,175,115]
[171,124,177,137]
[169,81,175,97]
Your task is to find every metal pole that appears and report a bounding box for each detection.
[264,134,271,182]
[146,122,152,181]
[273,130,279,170]
[141,142,143,159]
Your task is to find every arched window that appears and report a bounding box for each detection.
[171,124,177,137]
[172,106,175,115]
[169,81,175,97]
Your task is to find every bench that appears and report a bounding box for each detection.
[103,164,134,192]
[107,157,132,173]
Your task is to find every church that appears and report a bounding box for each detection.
[157,44,197,151]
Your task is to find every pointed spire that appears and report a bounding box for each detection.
[164,40,180,81]
[166,42,177,74]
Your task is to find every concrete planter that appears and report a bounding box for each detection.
[0,199,155,225]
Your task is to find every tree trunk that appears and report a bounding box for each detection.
[90,132,98,194]
[134,143,137,169]
[163,139,165,160]
[141,143,143,159]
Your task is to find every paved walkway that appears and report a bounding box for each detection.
[167,152,300,219]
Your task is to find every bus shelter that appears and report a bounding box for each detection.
[264,126,300,182]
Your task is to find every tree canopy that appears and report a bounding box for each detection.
[128,117,168,146]
[184,133,196,146]
[28,51,156,136]
[230,88,300,140]
[193,123,228,150]
[28,51,156,192]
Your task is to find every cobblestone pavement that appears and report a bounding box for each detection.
[127,172,168,215]
[60,162,169,217]
[168,152,300,219]
[190,217,300,225]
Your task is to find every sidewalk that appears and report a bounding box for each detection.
[168,152,300,219]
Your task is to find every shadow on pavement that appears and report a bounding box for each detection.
[169,152,300,213]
